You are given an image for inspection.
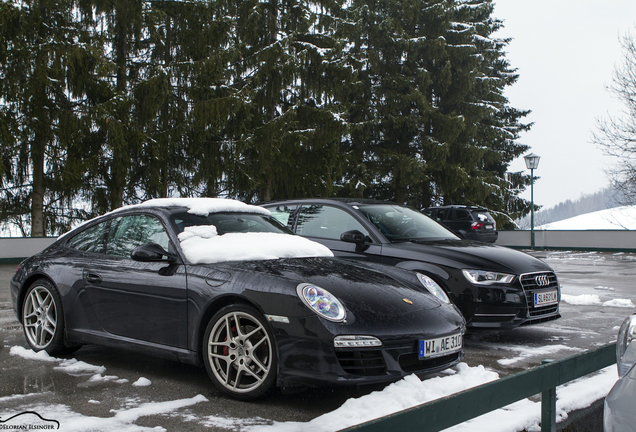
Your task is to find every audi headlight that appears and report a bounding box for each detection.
[462,269,515,285]
[617,315,636,378]
[417,273,449,303]
[297,283,346,322]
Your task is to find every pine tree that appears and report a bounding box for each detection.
[226,0,349,202]
[0,0,101,236]
[432,0,531,213]
[337,0,532,217]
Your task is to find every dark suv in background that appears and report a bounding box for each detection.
[423,205,498,243]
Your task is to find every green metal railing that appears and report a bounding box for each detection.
[342,343,616,432]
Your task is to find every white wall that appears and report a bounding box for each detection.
[496,230,636,251]
[0,238,57,261]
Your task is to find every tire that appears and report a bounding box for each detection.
[202,304,277,400]
[22,279,68,355]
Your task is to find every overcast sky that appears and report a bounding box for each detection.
[492,0,636,209]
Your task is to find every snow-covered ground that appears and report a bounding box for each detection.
[538,205,636,230]
[3,344,618,432]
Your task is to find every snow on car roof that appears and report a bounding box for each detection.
[178,226,334,264]
[132,197,271,217]
[131,198,333,264]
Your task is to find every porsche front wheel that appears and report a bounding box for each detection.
[203,304,277,400]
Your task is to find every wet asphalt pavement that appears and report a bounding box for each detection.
[1,251,635,431]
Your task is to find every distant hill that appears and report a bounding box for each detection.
[537,206,636,230]
[516,186,624,229]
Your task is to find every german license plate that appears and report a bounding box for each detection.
[419,333,462,359]
[534,290,558,306]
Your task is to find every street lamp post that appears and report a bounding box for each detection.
[524,153,541,250]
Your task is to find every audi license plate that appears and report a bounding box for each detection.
[534,290,558,306]
[419,333,462,359]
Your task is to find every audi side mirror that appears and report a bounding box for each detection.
[131,243,177,262]
[340,230,366,244]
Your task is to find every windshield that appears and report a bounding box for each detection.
[170,212,293,235]
[357,205,459,241]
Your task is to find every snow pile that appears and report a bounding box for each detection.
[178,228,333,264]
[494,344,581,366]
[444,366,617,432]
[0,397,208,432]
[133,197,271,217]
[246,364,498,432]
[133,377,152,387]
[561,294,635,308]
[87,374,129,384]
[243,363,618,432]
[5,347,206,431]
[538,206,636,230]
[55,358,107,376]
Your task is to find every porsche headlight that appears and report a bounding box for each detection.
[617,315,636,378]
[297,283,346,322]
[462,269,515,285]
[417,273,449,303]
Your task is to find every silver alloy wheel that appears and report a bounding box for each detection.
[206,310,273,395]
[23,286,58,350]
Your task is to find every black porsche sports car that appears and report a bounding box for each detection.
[10,198,465,399]
[262,198,561,330]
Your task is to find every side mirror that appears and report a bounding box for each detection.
[131,243,177,262]
[340,230,366,244]
[340,230,370,252]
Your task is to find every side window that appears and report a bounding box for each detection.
[455,209,471,221]
[107,215,171,257]
[268,205,297,228]
[296,205,370,240]
[434,209,450,221]
[67,222,108,254]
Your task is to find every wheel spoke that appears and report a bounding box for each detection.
[41,294,52,309]
[225,314,232,333]
[209,341,230,348]
[27,291,40,309]
[37,325,46,346]
[225,362,235,386]
[24,311,38,320]
[242,364,265,382]
[208,351,231,361]
[34,290,46,308]
[250,334,268,351]
[43,321,56,336]
[248,351,269,375]
[232,368,243,389]
[232,312,245,337]
[243,324,264,339]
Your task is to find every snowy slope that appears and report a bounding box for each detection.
[538,206,636,230]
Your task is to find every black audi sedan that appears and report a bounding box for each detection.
[262,198,561,330]
[10,198,465,399]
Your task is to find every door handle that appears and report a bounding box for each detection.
[86,273,102,284]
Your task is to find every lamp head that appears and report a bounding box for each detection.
[524,153,541,170]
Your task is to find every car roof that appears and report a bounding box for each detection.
[262,197,402,207]
[426,205,490,212]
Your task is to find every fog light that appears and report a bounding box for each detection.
[334,335,382,348]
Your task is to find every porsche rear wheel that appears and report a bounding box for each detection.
[203,304,277,400]
[22,279,66,354]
